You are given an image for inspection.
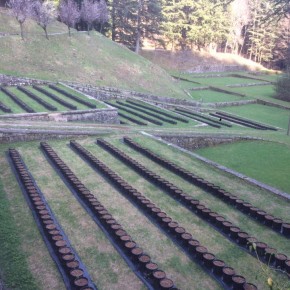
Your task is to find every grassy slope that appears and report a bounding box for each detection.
[0,12,186,99]
[196,140,290,193]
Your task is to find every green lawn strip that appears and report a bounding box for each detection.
[0,144,64,290]
[56,84,105,109]
[190,89,244,103]
[130,136,290,225]
[197,77,269,87]
[229,85,275,98]
[21,140,144,290]
[196,140,290,194]
[76,139,222,290]
[0,90,25,114]
[220,104,290,130]
[8,87,49,113]
[0,169,38,290]
[237,73,279,83]
[25,87,70,112]
[42,86,89,111]
[97,137,289,289]
[175,80,206,90]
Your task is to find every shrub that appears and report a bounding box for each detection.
[275,73,290,102]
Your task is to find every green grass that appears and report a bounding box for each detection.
[230,85,275,98]
[0,13,187,99]
[190,89,247,103]
[195,140,290,193]
[0,90,25,114]
[197,77,269,86]
[0,171,38,290]
[220,104,290,129]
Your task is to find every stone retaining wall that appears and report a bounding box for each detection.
[0,128,108,143]
[0,108,119,123]
[153,133,256,151]
[0,74,53,86]
[64,81,203,107]
[186,65,247,74]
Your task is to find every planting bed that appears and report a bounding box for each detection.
[118,112,148,126]
[123,138,290,239]
[0,100,12,113]
[72,139,254,289]
[174,108,232,128]
[116,101,177,124]
[17,86,58,111]
[48,85,96,109]
[33,86,78,110]
[125,99,189,123]
[220,104,290,130]
[210,111,277,131]
[106,101,163,126]
[1,86,35,113]
[97,138,290,274]
[9,148,97,290]
[41,141,175,290]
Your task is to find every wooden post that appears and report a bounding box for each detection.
[287,117,290,136]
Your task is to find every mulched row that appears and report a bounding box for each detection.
[17,86,57,111]
[118,112,147,126]
[33,86,77,110]
[126,99,189,123]
[48,85,96,109]
[98,137,290,277]
[106,101,163,126]
[0,100,12,113]
[9,148,97,290]
[173,109,221,128]
[210,112,277,131]
[116,101,177,124]
[174,108,232,127]
[40,141,175,290]
[1,86,35,113]
[72,139,256,290]
[123,137,290,239]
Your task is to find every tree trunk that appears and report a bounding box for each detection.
[44,27,49,40]
[19,21,24,40]
[135,0,142,54]
[100,22,104,34]
[68,26,71,37]
[111,0,116,41]
[87,23,90,35]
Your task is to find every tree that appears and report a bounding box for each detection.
[59,0,80,36]
[31,1,57,39]
[7,0,33,40]
[96,0,109,34]
[80,0,99,35]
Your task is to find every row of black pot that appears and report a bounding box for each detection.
[33,86,77,110]
[123,137,290,238]
[126,99,189,123]
[118,112,147,126]
[9,148,95,290]
[106,102,163,126]
[48,85,96,109]
[99,138,290,275]
[73,140,258,290]
[116,100,178,125]
[0,100,12,113]
[41,142,176,290]
[17,86,57,111]
[1,87,35,113]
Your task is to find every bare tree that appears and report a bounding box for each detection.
[97,0,109,34]
[80,0,99,35]
[59,0,80,36]
[31,1,57,40]
[7,0,33,40]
